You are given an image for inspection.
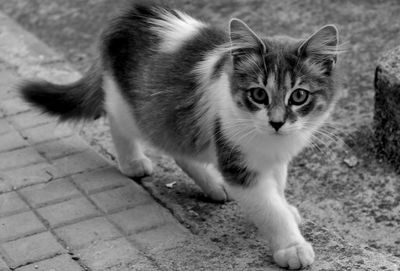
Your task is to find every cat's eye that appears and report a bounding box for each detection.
[289,89,309,106]
[249,87,269,104]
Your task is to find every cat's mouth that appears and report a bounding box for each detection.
[255,125,292,137]
[261,129,292,137]
[271,131,290,137]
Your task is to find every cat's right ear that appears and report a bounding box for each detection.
[229,19,267,55]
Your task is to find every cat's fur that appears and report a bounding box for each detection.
[20,3,343,269]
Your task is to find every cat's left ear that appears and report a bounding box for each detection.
[298,25,340,74]
[229,18,267,55]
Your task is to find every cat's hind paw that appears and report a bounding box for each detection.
[203,183,231,203]
[273,242,315,269]
[119,157,153,178]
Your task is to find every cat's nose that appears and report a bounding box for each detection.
[269,121,284,131]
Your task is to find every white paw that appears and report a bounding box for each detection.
[273,242,315,269]
[203,183,231,202]
[119,157,153,178]
[289,205,302,224]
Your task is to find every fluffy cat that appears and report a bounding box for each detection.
[20,3,343,269]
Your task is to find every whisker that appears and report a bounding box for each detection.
[226,127,256,159]
[309,134,336,162]
[305,136,325,157]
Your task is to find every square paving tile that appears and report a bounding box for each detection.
[109,203,176,235]
[55,217,122,249]
[37,197,99,228]
[0,147,45,170]
[90,184,152,214]
[20,178,81,208]
[0,211,45,242]
[1,232,65,268]
[0,192,29,217]
[53,151,109,177]
[72,167,131,195]
[77,238,144,271]
[21,123,73,145]
[15,254,83,271]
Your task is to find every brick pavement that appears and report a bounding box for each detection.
[0,61,190,271]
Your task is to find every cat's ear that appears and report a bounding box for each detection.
[298,25,340,74]
[229,18,267,55]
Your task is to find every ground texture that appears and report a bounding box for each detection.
[0,0,399,270]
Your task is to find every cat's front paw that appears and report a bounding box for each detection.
[273,242,315,269]
[119,157,153,178]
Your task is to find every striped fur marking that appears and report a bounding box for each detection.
[214,119,258,186]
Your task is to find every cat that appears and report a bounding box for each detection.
[20,2,343,269]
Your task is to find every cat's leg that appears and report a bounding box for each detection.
[273,165,301,224]
[226,172,314,269]
[175,158,229,202]
[287,205,301,225]
[104,75,153,178]
[108,114,153,177]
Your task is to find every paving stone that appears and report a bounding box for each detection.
[109,203,177,235]
[1,232,65,268]
[0,256,9,271]
[20,178,81,208]
[15,254,83,271]
[0,192,29,217]
[0,131,27,153]
[77,238,144,271]
[0,173,12,193]
[55,217,122,249]
[0,147,45,170]
[10,112,53,129]
[105,261,160,271]
[35,135,89,160]
[0,211,45,242]
[0,68,18,101]
[21,123,73,145]
[53,151,109,177]
[132,223,190,253]
[72,167,131,195]
[0,98,31,116]
[2,162,62,192]
[91,184,152,214]
[0,119,13,135]
[37,197,99,228]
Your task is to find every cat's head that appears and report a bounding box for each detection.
[226,19,343,140]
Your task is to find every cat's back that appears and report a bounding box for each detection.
[102,3,228,157]
[102,3,227,87]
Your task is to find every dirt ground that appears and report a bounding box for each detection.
[1,0,399,264]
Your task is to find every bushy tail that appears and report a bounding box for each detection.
[20,63,105,121]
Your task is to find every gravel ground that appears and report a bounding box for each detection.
[1,0,400,262]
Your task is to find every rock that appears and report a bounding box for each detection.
[344,155,359,168]
[165,181,177,189]
[374,45,400,171]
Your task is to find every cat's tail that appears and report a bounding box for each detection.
[19,63,104,122]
